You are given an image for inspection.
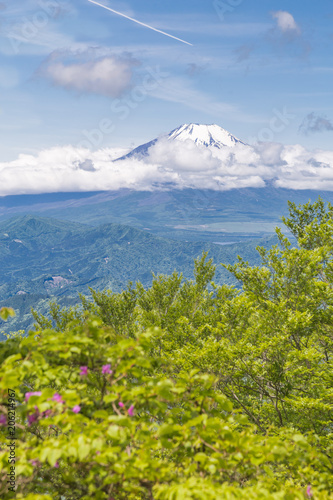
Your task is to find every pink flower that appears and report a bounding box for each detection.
[96,451,101,455]
[0,415,6,426]
[52,393,64,403]
[30,459,40,467]
[80,366,88,377]
[42,410,52,418]
[128,405,135,417]
[307,486,313,498]
[25,391,42,401]
[118,402,124,408]
[54,461,59,468]
[102,364,112,375]
[27,413,39,425]
[72,405,81,414]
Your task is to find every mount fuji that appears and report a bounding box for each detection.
[116,123,247,161]
[1,122,333,248]
[168,123,247,148]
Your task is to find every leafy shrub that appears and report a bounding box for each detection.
[1,198,333,499]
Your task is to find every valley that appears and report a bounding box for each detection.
[0,214,280,336]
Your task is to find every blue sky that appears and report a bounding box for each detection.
[0,0,332,163]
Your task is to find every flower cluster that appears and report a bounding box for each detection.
[27,407,40,426]
[52,393,64,403]
[102,364,112,375]
[23,362,131,428]
[80,364,113,376]
[25,391,42,401]
[119,401,135,417]
[25,391,81,425]
[80,366,88,377]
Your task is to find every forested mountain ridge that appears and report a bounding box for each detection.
[0,215,278,334]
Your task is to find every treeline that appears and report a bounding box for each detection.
[0,198,332,499]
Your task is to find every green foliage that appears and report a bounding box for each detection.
[0,307,15,321]
[1,198,333,498]
[282,197,333,249]
[31,301,82,332]
[0,320,332,499]
[89,285,137,337]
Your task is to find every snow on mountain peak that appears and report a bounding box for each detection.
[115,123,247,162]
[167,123,246,149]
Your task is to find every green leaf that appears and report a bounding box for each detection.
[77,437,91,461]
[0,307,15,320]
[47,449,62,467]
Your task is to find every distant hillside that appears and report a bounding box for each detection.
[0,215,279,335]
[0,187,332,243]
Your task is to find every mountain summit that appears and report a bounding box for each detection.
[168,123,246,149]
[116,123,246,161]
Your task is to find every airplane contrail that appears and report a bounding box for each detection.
[87,0,193,46]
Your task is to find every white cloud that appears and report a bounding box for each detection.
[2,139,333,196]
[271,11,301,35]
[39,53,139,97]
[275,145,333,189]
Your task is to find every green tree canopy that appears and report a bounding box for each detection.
[1,198,333,499]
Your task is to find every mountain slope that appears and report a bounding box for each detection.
[1,188,333,244]
[116,123,246,160]
[0,215,278,334]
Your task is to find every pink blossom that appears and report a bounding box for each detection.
[0,415,6,426]
[80,366,88,377]
[25,391,42,401]
[30,459,40,467]
[307,486,313,498]
[54,461,59,468]
[128,405,135,417]
[52,393,64,403]
[28,413,39,425]
[42,410,52,418]
[72,405,81,414]
[118,402,124,408]
[96,451,101,455]
[102,364,112,375]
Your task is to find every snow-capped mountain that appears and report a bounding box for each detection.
[168,123,246,149]
[116,123,246,161]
